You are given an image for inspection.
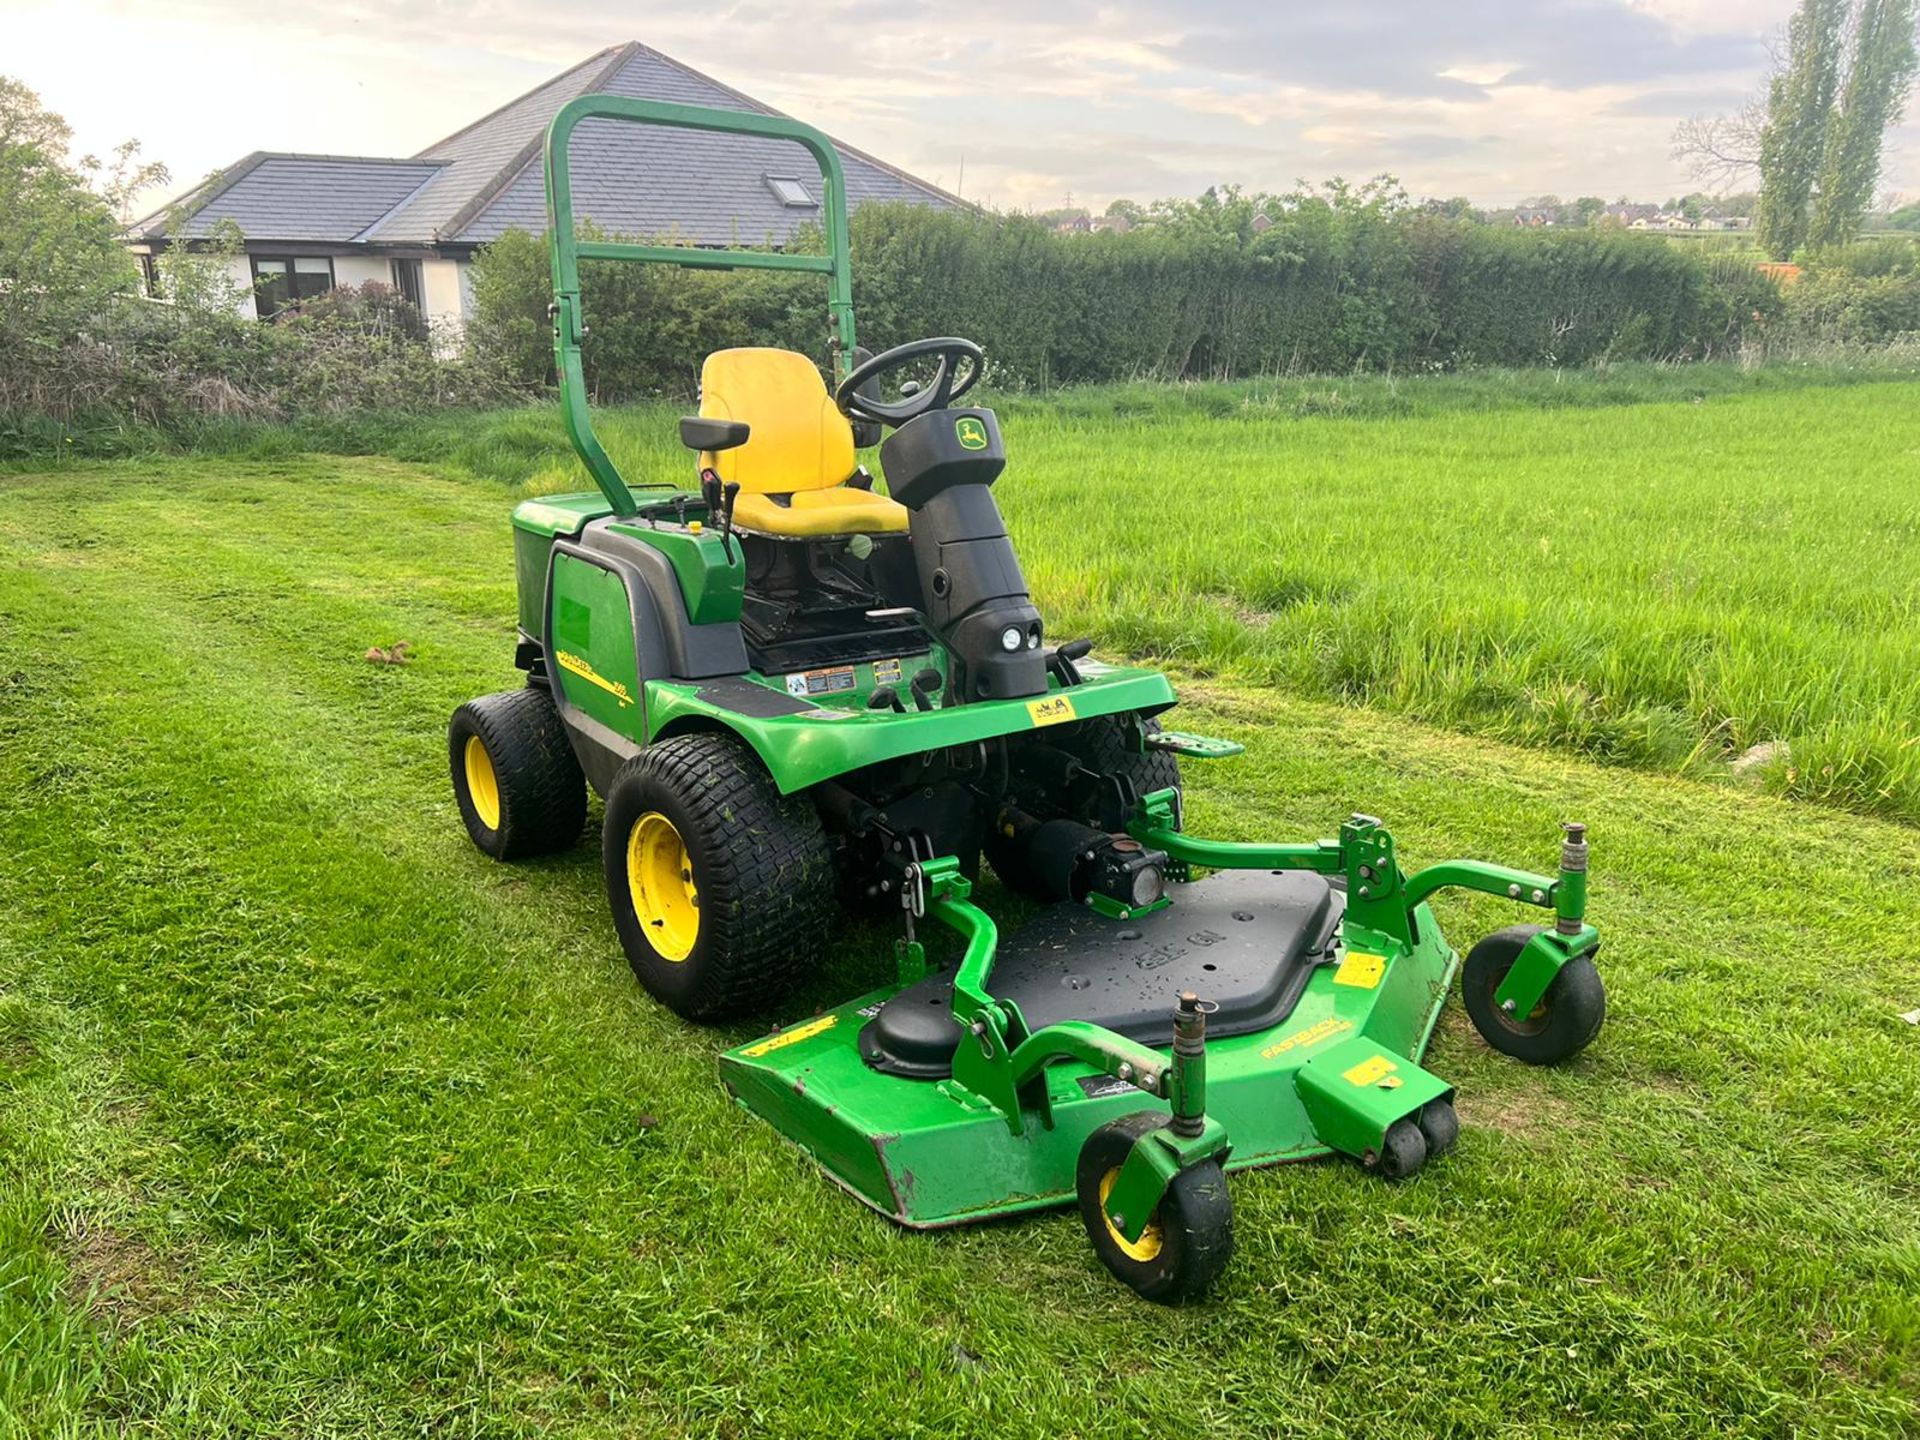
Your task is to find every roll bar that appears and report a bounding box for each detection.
[542,95,858,514]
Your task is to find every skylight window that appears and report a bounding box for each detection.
[765,175,815,208]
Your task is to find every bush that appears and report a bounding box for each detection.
[0,79,514,447]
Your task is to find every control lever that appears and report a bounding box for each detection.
[867,686,905,713]
[1048,638,1094,687]
[697,469,742,564]
[909,667,942,712]
[720,481,740,564]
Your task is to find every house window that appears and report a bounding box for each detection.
[138,253,160,298]
[764,175,814,208]
[250,256,334,319]
[390,258,424,311]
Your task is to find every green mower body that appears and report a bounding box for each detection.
[446,94,1608,1302]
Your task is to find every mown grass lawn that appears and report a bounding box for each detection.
[2,391,1918,1436]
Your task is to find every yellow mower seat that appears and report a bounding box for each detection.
[698,346,908,537]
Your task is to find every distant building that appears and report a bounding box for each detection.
[1512,207,1557,227]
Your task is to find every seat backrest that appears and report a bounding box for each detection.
[698,348,855,495]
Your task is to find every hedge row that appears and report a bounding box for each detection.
[467,201,1789,400]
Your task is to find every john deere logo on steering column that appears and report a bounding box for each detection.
[955,416,989,451]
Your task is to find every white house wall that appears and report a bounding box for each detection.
[222,255,259,320]
[421,258,469,353]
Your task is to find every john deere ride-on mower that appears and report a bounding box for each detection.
[448,95,1607,1301]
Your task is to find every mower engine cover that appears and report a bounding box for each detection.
[882,409,1046,701]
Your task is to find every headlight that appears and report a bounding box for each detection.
[1000,626,1023,652]
[1130,865,1165,908]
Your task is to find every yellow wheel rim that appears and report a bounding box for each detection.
[627,811,699,962]
[464,734,501,830]
[1098,1168,1165,1262]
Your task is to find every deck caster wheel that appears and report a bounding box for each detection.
[1463,924,1606,1065]
[1416,1098,1459,1158]
[1371,1117,1428,1180]
[449,688,587,860]
[1076,1112,1232,1304]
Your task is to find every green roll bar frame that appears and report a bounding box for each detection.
[542,95,860,516]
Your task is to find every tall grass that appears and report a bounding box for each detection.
[993,381,1920,824]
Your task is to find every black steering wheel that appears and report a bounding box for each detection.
[835,337,984,427]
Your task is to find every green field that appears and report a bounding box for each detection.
[3,375,1919,1436]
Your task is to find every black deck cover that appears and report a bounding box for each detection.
[859,869,1344,1079]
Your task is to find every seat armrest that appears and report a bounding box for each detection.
[680,416,751,452]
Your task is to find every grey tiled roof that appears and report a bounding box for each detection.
[131,155,446,242]
[133,43,959,249]
[433,44,961,244]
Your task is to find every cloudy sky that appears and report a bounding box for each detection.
[7,0,1918,214]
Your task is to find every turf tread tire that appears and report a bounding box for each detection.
[603,732,833,1021]
[1076,1111,1233,1304]
[1065,713,1182,803]
[1462,923,1607,1065]
[449,688,587,861]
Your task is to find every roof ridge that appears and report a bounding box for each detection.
[353,161,466,243]
[413,44,627,158]
[238,151,449,166]
[628,42,970,210]
[430,43,641,243]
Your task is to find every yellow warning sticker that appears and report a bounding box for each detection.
[1260,1015,1353,1061]
[1342,1054,1400,1087]
[739,1014,837,1058]
[1333,950,1386,989]
[1027,695,1076,727]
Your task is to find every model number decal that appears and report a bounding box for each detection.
[1260,1016,1353,1061]
[1028,696,1076,727]
[739,1014,837,1057]
[556,650,635,708]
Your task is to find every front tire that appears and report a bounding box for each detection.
[1462,924,1606,1065]
[602,733,833,1021]
[449,688,587,860]
[1076,1112,1233,1304]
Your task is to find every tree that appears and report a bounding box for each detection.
[0,77,162,363]
[1420,195,1480,221]
[1754,0,1851,257]
[1807,0,1919,246]
[1888,199,1920,228]
[1570,195,1608,226]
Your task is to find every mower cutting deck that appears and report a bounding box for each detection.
[445,93,1609,1303]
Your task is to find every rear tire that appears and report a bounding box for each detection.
[1076,1111,1233,1304]
[603,733,833,1021]
[449,688,587,861]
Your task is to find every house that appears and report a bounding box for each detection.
[1512,207,1557,227]
[1604,203,1659,227]
[124,42,963,334]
